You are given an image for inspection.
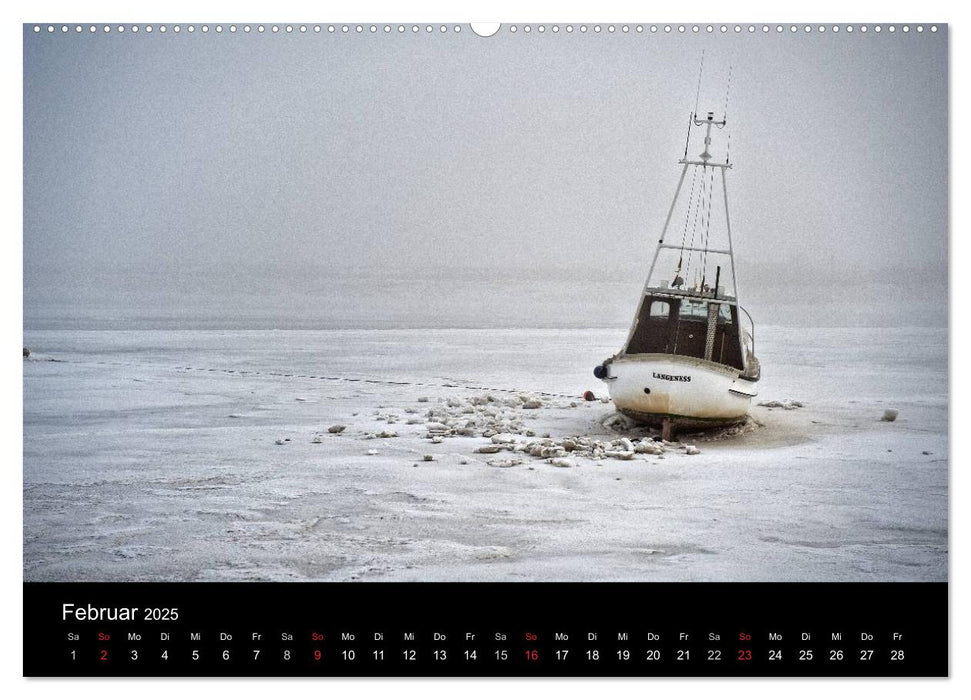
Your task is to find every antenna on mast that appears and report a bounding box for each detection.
[693,50,706,119]
[722,65,733,123]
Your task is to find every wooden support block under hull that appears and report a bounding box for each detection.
[616,406,749,434]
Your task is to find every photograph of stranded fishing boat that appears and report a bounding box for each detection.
[23,24,946,583]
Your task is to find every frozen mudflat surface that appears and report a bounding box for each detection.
[23,327,947,582]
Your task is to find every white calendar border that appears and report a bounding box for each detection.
[3,0,964,697]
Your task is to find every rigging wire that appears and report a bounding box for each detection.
[700,165,716,289]
[673,159,703,349]
[683,163,707,282]
[677,166,700,253]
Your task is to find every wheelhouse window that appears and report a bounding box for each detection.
[649,300,671,319]
[679,299,731,323]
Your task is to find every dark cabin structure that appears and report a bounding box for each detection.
[625,293,745,371]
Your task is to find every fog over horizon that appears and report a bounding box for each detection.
[24,25,948,329]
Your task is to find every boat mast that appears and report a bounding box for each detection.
[639,110,733,298]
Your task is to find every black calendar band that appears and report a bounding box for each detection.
[24,581,947,677]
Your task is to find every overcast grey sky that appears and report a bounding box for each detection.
[23,25,947,328]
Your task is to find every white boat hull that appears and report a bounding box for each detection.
[604,353,757,428]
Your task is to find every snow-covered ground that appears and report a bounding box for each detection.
[22,326,947,582]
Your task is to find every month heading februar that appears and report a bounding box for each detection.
[61,603,180,621]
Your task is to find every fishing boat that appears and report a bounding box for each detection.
[593,105,759,440]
